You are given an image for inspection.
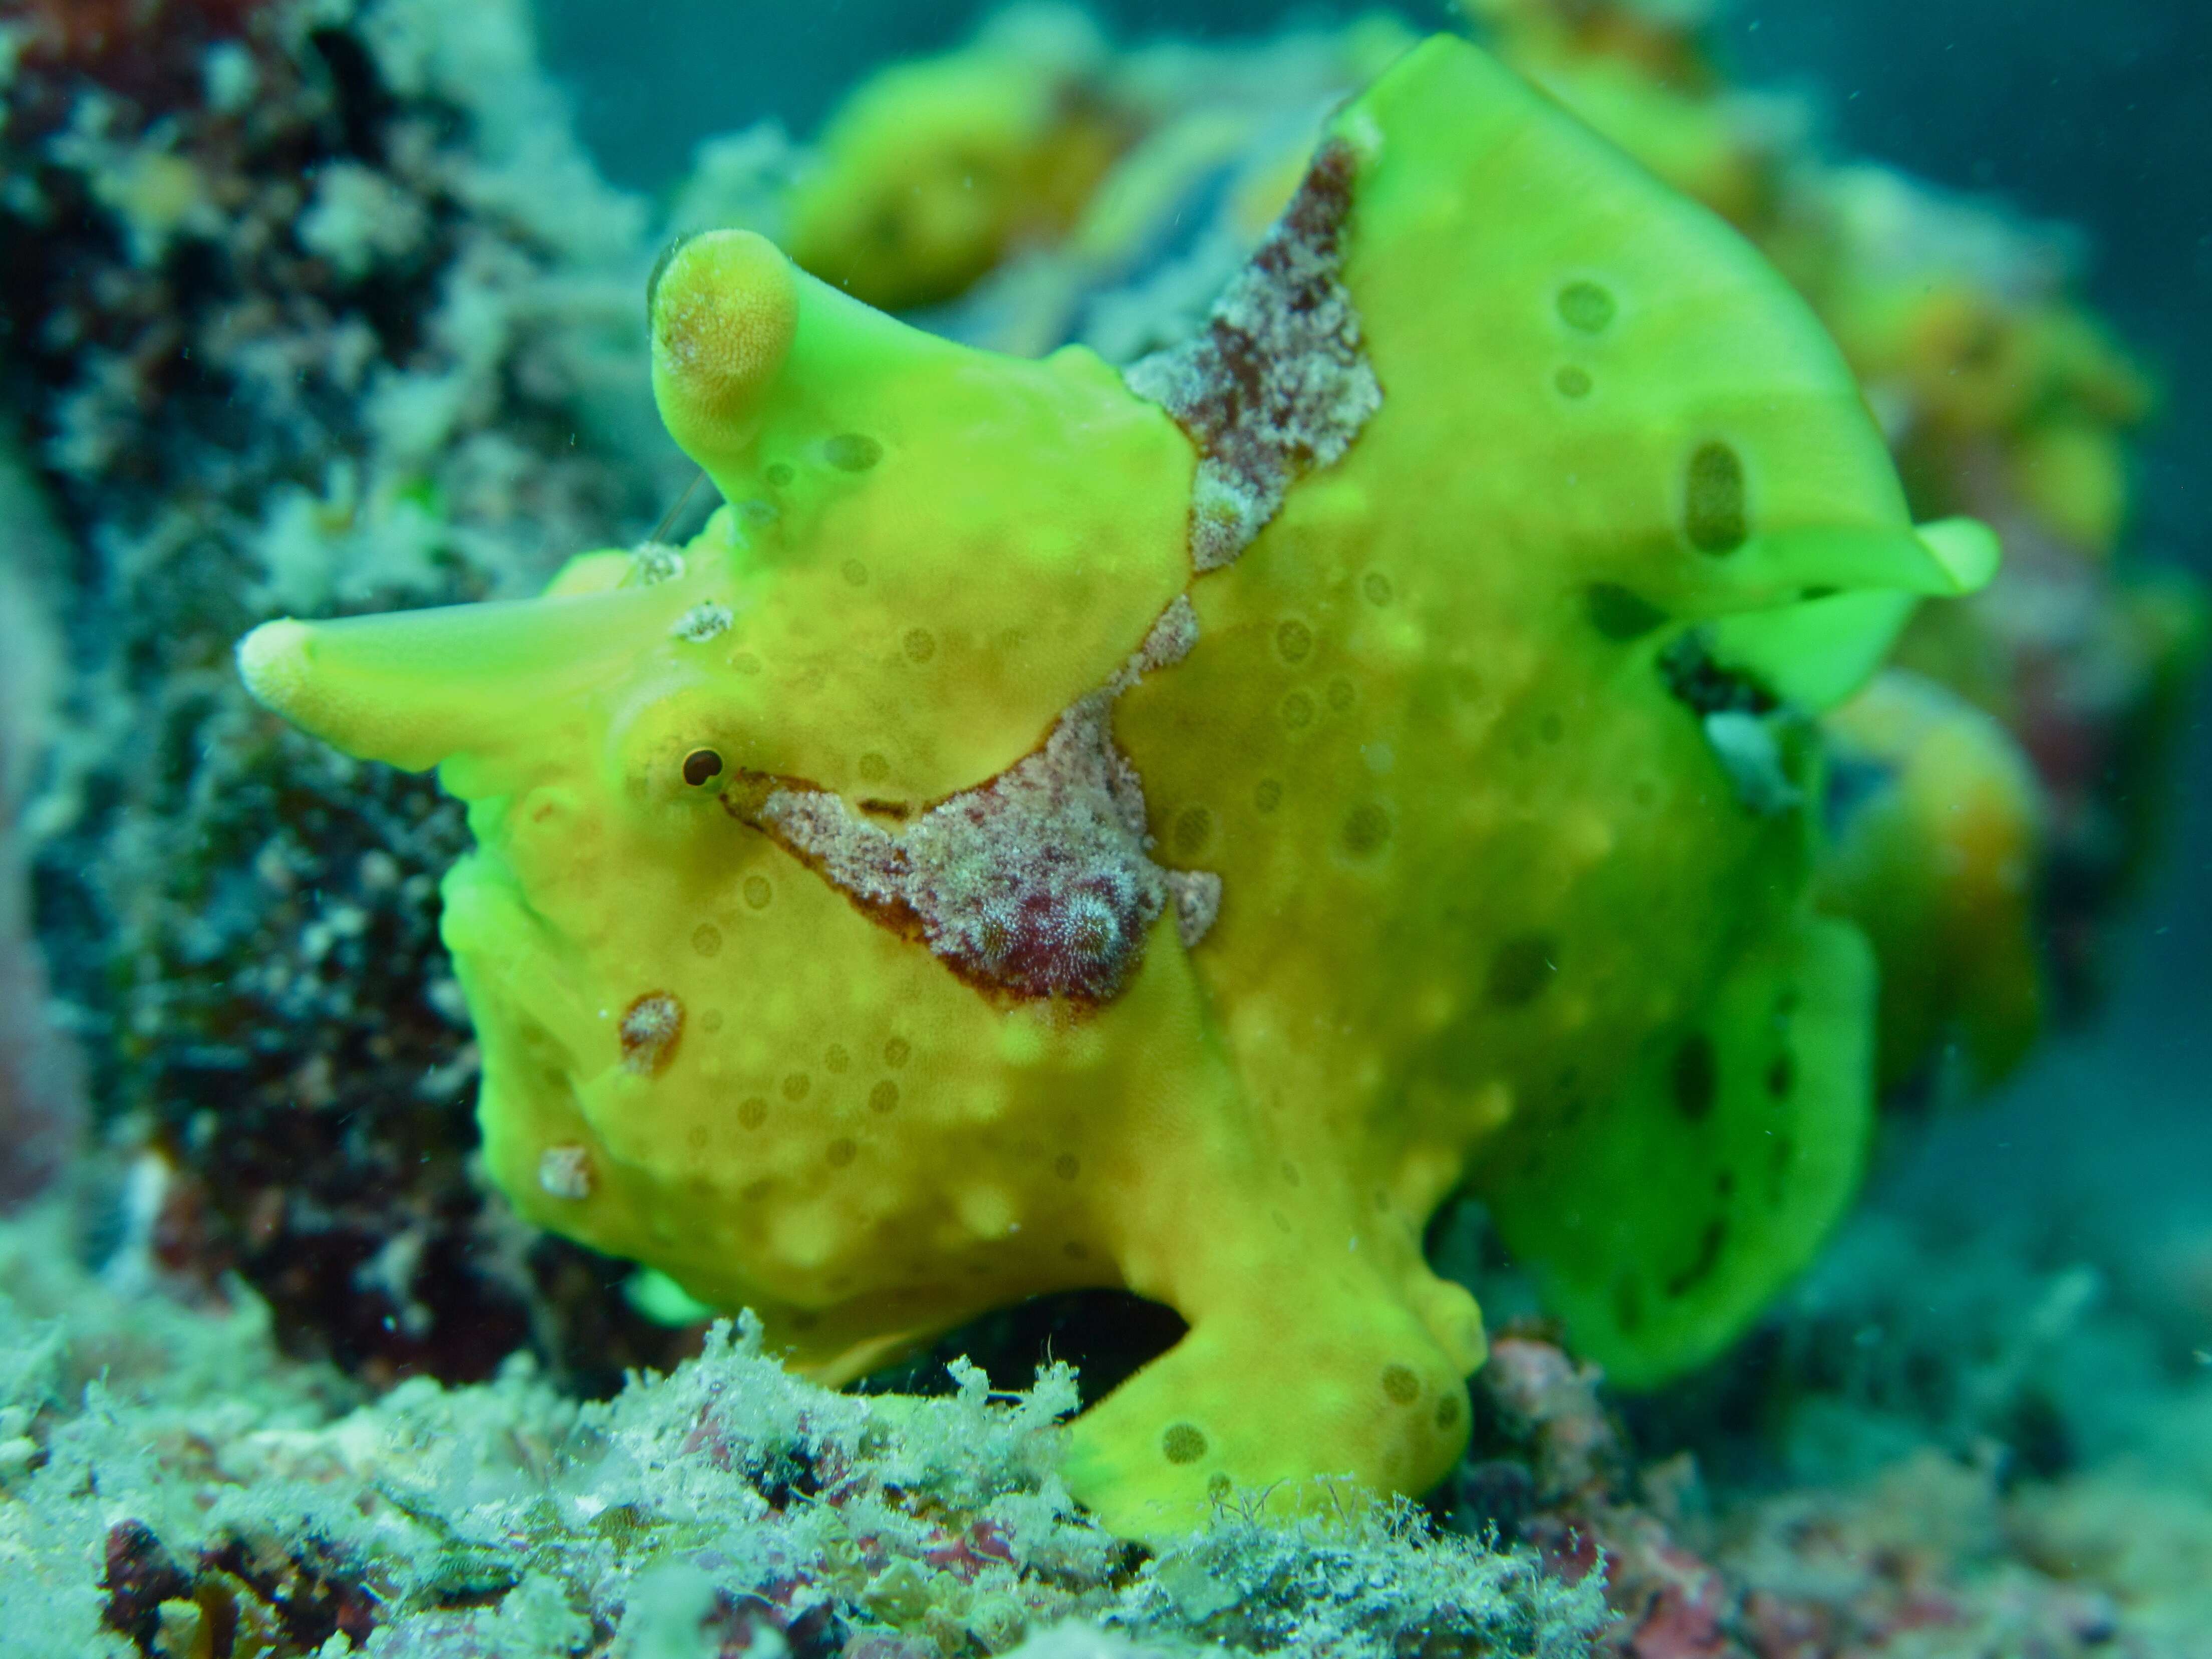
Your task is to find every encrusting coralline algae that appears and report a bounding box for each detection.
[758,598,1217,1005]
[0,1199,1603,1656]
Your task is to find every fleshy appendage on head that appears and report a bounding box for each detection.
[648,229,800,470]
[239,226,1193,807]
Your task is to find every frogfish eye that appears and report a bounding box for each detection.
[681,748,724,787]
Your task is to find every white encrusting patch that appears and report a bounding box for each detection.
[671,602,733,642]
[631,542,687,585]
[1166,870,1224,947]
[1123,140,1380,572]
[755,597,1219,1003]
[538,1144,593,1200]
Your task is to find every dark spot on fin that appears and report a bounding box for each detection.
[1557,281,1617,333]
[1587,584,1669,641]
[1672,1032,1717,1122]
[1686,442,1748,554]
[823,433,883,472]
[1613,1273,1645,1333]
[1766,1052,1794,1098]
[1665,1217,1728,1297]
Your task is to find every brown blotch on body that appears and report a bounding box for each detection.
[1380,1363,1421,1405]
[1341,803,1391,857]
[824,432,883,471]
[1686,441,1749,554]
[1557,280,1617,333]
[1161,1423,1208,1464]
[1487,935,1558,1008]
[1121,138,1378,572]
[621,992,684,1075]
[1173,805,1213,856]
[1587,582,1667,641]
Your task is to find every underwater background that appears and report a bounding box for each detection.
[1,0,2207,1654]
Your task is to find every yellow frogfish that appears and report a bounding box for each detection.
[238,37,1996,1536]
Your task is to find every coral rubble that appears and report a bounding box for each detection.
[1,0,692,1388]
[0,1201,1603,1656]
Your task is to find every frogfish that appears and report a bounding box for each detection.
[239,36,1996,1535]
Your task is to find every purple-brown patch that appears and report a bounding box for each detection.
[620,991,685,1074]
[1123,138,1380,571]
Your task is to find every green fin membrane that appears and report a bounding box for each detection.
[1703,519,2001,712]
[1481,913,1876,1388]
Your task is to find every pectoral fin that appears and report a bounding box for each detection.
[1480,911,1876,1388]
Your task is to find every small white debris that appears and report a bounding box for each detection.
[671,602,733,642]
[538,1145,594,1200]
[1167,870,1223,947]
[632,542,687,585]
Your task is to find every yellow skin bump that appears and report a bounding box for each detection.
[238,40,1995,1538]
